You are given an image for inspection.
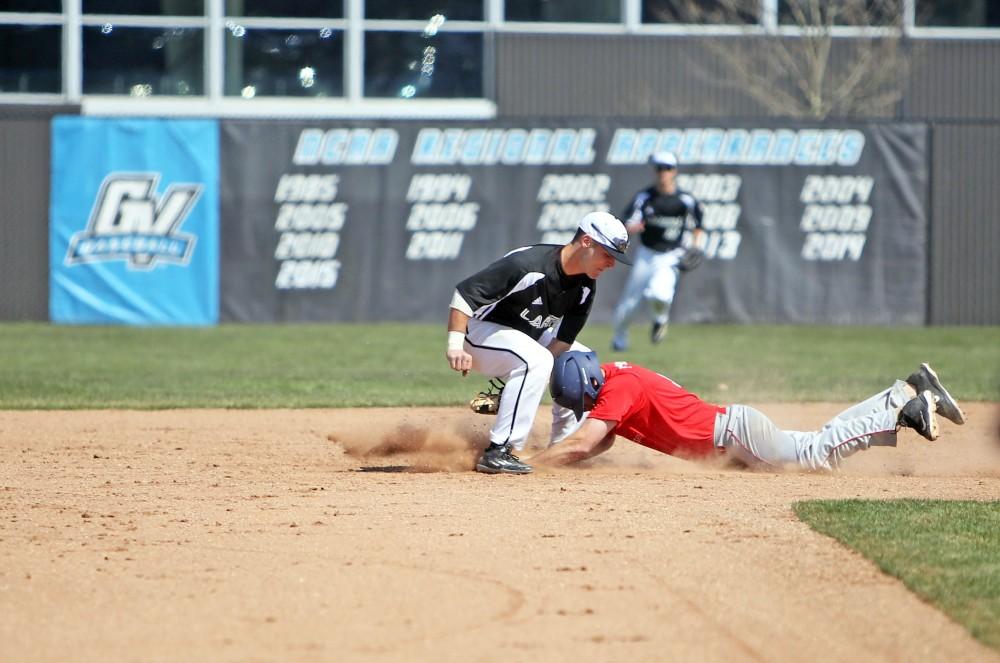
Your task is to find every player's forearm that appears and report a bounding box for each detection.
[531,432,613,466]
[546,339,571,357]
[531,441,593,466]
[445,307,473,374]
[447,302,471,333]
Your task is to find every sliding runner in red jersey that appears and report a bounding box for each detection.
[531,352,964,472]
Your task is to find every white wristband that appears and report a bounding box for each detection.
[447,331,466,352]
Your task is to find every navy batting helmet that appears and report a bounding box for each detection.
[550,350,605,421]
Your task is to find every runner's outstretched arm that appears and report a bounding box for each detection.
[530,418,616,466]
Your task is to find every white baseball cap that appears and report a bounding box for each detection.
[649,151,678,169]
[578,211,632,265]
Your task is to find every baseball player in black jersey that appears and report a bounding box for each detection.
[611,151,706,352]
[446,211,632,475]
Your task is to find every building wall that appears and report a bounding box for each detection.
[904,40,1000,121]
[0,106,78,321]
[1,36,997,324]
[495,33,1000,122]
[929,124,1000,325]
[496,34,764,118]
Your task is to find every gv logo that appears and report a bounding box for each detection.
[66,173,202,270]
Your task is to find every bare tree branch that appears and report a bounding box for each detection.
[660,0,910,118]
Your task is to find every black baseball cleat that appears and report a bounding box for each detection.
[475,443,532,474]
[906,363,966,425]
[651,321,668,344]
[898,390,940,441]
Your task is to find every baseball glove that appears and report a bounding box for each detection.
[677,247,705,272]
[470,378,505,415]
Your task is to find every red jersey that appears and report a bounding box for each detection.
[590,362,725,458]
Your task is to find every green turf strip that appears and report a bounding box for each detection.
[794,499,1000,651]
[0,323,996,408]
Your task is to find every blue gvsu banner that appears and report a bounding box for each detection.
[50,117,219,325]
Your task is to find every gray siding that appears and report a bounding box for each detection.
[497,33,1000,122]
[0,108,71,321]
[928,124,1000,325]
[496,33,905,119]
[904,40,1000,121]
[497,34,763,118]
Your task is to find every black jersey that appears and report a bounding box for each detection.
[455,244,596,344]
[623,186,704,253]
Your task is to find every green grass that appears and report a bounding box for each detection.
[0,322,997,408]
[795,499,1000,651]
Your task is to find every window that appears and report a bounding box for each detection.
[225,28,343,97]
[225,0,343,19]
[778,0,902,27]
[365,31,482,98]
[643,0,760,25]
[83,25,203,95]
[0,0,61,10]
[916,0,1000,27]
[505,0,620,23]
[83,0,204,16]
[0,24,61,93]
[365,0,482,21]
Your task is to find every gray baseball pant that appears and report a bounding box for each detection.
[712,380,912,471]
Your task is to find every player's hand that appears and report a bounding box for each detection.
[446,349,473,376]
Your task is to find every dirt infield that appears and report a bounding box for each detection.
[2,403,998,662]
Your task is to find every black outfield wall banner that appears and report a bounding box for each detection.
[220,120,927,325]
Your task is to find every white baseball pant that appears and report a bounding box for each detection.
[465,319,587,451]
[611,244,685,349]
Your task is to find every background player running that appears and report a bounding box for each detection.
[532,352,966,471]
[445,212,632,475]
[611,151,706,351]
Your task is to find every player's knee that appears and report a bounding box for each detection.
[526,346,554,375]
